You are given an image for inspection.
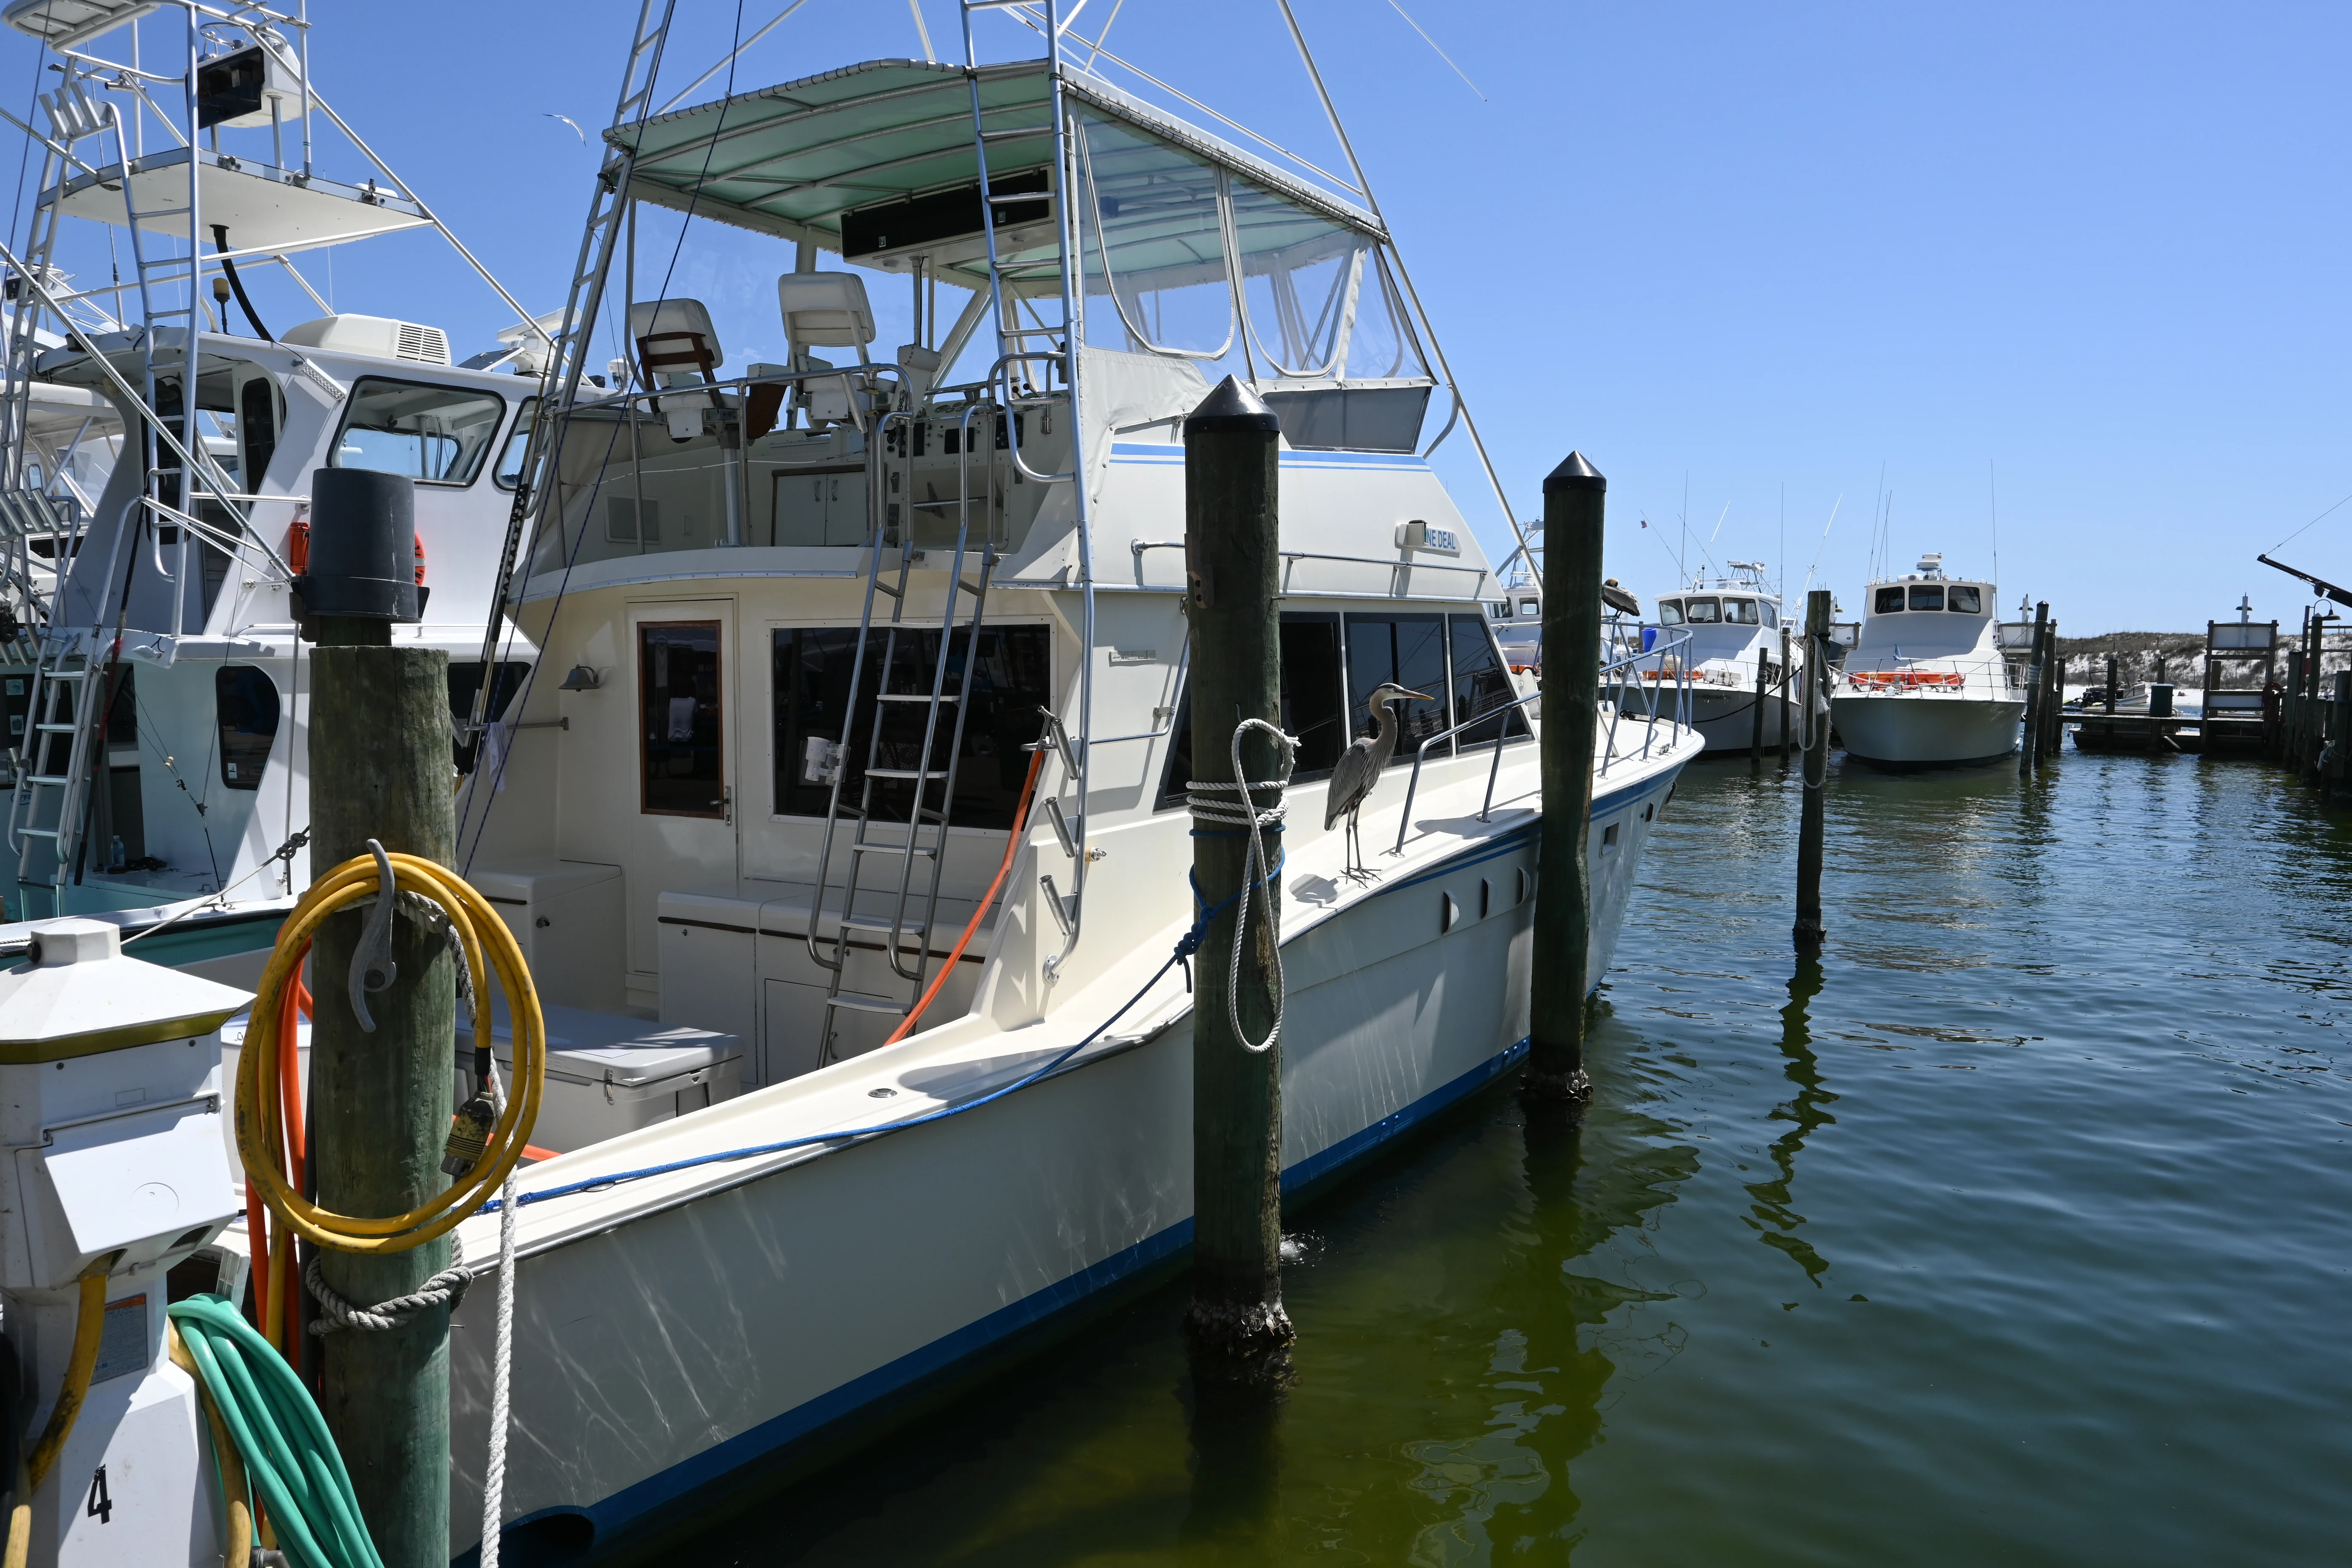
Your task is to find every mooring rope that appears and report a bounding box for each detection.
[303,1236,471,1335]
[1185,717,1298,1054]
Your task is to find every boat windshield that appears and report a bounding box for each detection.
[1683,596,1721,623]
[1909,585,1944,611]
[1948,585,1983,613]
[1656,598,1684,626]
[1723,597,1760,625]
[1874,586,1905,614]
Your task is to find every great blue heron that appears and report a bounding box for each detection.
[1326,682,1432,878]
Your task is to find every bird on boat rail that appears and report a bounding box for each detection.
[1327,682,1434,879]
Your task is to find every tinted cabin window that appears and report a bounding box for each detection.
[1874,586,1906,614]
[1345,612,1448,759]
[332,377,505,485]
[1908,585,1944,611]
[773,625,1051,830]
[1160,612,1352,808]
[1656,599,1684,626]
[1948,585,1983,613]
[640,623,723,817]
[238,377,278,488]
[215,666,278,790]
[1448,614,1529,746]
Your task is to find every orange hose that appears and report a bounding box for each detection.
[883,749,1044,1047]
[275,944,311,1350]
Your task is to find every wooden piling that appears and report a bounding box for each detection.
[2105,654,2119,715]
[2044,617,2065,754]
[1181,376,1293,1386]
[1751,647,1767,768]
[1793,589,1830,950]
[1530,451,1606,1103]
[1779,626,1793,765]
[2022,602,2050,773]
[305,473,454,1568]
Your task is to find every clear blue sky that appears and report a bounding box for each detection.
[6,1,2346,633]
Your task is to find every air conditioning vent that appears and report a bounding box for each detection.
[396,322,449,365]
[281,313,452,366]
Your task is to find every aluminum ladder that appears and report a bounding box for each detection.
[803,414,1000,1065]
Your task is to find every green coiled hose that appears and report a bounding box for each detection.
[166,1294,385,1568]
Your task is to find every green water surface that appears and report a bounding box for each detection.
[681,752,2349,1565]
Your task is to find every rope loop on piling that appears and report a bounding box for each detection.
[1186,718,1298,1055]
[304,1236,472,1335]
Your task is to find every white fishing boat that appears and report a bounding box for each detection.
[1831,554,2026,767]
[1642,561,1806,753]
[0,0,553,972]
[381,9,1696,1560]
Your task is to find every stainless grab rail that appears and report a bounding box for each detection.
[1386,625,1698,855]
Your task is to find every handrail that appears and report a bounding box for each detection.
[1387,688,1541,854]
[1383,626,1696,855]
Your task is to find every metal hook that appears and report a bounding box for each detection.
[347,838,398,1034]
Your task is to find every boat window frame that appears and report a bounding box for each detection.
[1908,584,1945,612]
[329,374,509,489]
[1947,584,1983,614]
[1874,586,1906,615]
[1682,596,1722,624]
[1656,598,1685,626]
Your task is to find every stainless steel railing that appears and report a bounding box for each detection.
[1388,625,1696,854]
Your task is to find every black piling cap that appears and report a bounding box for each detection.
[1544,450,1606,493]
[1184,375,1280,437]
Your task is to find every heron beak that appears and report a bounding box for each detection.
[1399,688,1434,702]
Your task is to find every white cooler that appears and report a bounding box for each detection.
[455,1004,742,1154]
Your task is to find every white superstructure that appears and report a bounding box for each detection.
[1832,553,2026,767]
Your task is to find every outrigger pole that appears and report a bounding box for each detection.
[1271,0,1546,593]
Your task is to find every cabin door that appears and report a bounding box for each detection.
[625,599,739,973]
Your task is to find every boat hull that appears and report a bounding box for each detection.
[445,757,1688,1563]
[1688,685,1797,754]
[1831,694,2024,767]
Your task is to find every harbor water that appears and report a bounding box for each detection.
[678,751,2350,1565]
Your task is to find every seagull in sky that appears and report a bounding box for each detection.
[544,113,585,144]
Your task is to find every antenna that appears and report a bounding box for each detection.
[1988,458,2000,592]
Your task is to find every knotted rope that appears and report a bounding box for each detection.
[304,1235,471,1335]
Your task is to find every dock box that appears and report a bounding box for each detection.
[455,1004,741,1154]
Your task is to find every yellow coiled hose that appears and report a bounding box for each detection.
[236,851,544,1270]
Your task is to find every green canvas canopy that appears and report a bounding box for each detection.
[616,57,1382,289]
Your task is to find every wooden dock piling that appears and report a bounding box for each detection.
[1530,451,1606,1104]
[2105,654,2119,714]
[1180,377,1294,1386]
[1794,588,1830,951]
[1752,647,1767,768]
[304,468,455,1568]
[2022,602,2050,774]
[1779,626,1793,765]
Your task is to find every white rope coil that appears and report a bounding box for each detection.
[1187,718,1298,1055]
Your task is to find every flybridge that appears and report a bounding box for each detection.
[614,57,1386,272]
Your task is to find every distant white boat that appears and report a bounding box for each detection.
[1639,562,1807,753]
[1832,554,2027,767]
